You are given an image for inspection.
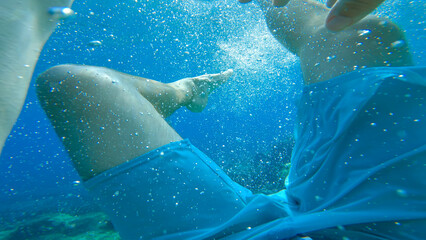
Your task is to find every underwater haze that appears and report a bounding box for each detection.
[0,0,425,239]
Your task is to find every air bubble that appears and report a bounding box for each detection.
[390,40,406,49]
[48,7,75,19]
[378,20,388,27]
[88,40,102,47]
[314,195,323,201]
[357,29,372,36]
[326,55,336,62]
[396,189,408,197]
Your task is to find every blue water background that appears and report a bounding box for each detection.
[0,0,425,219]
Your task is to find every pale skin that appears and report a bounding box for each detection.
[0,0,395,157]
[0,0,233,178]
[36,0,411,181]
[252,0,413,84]
[3,0,421,237]
[239,0,422,236]
[0,0,74,156]
[0,0,411,157]
[36,64,233,180]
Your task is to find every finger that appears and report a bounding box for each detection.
[272,0,291,7]
[238,0,253,3]
[326,0,385,32]
[326,0,338,8]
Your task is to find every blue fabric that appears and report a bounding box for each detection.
[286,66,426,218]
[84,140,254,239]
[85,67,426,239]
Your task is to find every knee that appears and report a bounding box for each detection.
[36,64,115,102]
[36,64,74,106]
[37,64,72,91]
[353,17,407,45]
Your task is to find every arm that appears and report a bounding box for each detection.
[326,0,386,31]
[238,0,386,31]
[0,0,74,156]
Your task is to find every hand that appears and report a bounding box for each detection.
[238,0,289,7]
[325,0,386,31]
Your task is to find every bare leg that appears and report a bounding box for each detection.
[257,0,413,84]
[36,65,232,180]
[126,69,233,117]
[0,0,74,156]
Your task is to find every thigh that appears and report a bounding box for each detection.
[300,17,413,84]
[36,64,182,180]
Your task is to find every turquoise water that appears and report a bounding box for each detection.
[0,0,425,238]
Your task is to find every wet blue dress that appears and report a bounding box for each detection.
[85,67,426,239]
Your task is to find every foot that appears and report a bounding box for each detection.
[169,69,233,113]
